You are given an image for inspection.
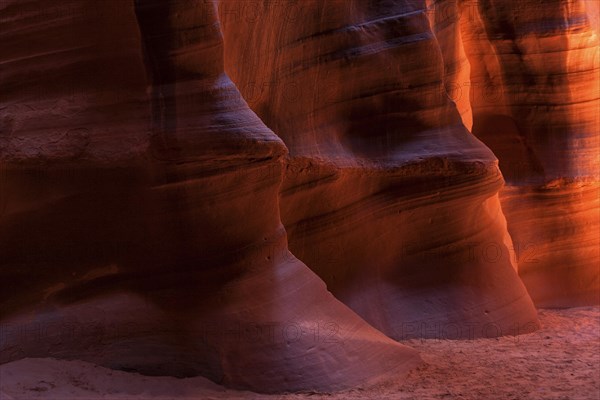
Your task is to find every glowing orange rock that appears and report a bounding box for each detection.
[220,0,539,339]
[460,0,600,306]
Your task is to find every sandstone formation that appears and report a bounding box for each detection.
[459,0,600,306]
[220,0,539,339]
[0,0,420,393]
[1,0,598,394]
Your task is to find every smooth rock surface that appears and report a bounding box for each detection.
[2,0,597,394]
[0,0,420,393]
[220,0,540,338]
[459,0,600,306]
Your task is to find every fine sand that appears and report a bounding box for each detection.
[1,307,598,400]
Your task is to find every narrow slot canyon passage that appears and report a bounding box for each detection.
[0,0,598,399]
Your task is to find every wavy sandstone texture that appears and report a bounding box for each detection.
[0,0,420,393]
[220,0,539,339]
[1,0,597,394]
[459,0,600,306]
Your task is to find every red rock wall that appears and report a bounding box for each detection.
[459,0,600,306]
[1,0,597,394]
[0,0,419,393]
[220,0,539,339]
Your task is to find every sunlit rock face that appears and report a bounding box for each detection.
[0,0,420,393]
[1,0,596,394]
[426,0,474,131]
[220,0,539,339]
[459,0,600,307]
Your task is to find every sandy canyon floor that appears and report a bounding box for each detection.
[1,307,598,400]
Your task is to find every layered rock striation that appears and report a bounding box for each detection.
[459,0,600,306]
[1,0,597,393]
[0,0,420,393]
[220,0,539,339]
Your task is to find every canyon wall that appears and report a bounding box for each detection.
[0,0,420,393]
[1,0,597,394]
[459,0,600,306]
[220,0,539,339]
